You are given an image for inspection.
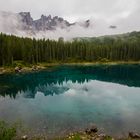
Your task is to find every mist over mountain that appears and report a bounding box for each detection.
[0,11,121,40]
[0,10,140,40]
[0,11,93,39]
[19,12,91,31]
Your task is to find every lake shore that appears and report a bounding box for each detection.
[0,61,140,74]
[54,129,140,140]
[1,120,140,140]
[0,61,140,75]
[16,126,140,140]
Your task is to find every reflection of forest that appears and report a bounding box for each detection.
[0,64,140,98]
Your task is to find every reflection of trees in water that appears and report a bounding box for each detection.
[22,84,69,98]
[0,64,140,98]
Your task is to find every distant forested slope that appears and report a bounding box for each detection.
[0,31,140,66]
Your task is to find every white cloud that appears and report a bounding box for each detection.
[0,0,139,21]
[0,0,140,39]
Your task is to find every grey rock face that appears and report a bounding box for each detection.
[18,12,91,32]
[19,12,34,30]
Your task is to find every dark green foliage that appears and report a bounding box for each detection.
[0,31,140,66]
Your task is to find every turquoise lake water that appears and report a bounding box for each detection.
[0,64,140,137]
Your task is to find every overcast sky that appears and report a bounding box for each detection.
[0,0,140,22]
[0,0,140,38]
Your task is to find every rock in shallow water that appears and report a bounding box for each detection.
[85,125,98,135]
[129,132,140,139]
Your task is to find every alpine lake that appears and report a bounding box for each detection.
[0,64,140,138]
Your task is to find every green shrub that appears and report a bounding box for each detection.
[0,121,16,140]
[104,136,113,140]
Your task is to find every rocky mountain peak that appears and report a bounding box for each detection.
[16,12,92,32]
[19,12,33,25]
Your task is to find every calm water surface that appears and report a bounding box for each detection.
[0,64,140,137]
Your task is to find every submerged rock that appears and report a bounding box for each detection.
[85,125,98,135]
[129,132,140,139]
[90,125,98,133]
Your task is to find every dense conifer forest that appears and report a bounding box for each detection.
[0,31,140,66]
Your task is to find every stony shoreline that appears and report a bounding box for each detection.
[18,126,140,140]
[65,127,140,140]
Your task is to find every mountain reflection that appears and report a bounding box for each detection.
[0,64,140,98]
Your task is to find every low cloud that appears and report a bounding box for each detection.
[0,10,140,40]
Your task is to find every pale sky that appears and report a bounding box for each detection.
[0,0,140,22]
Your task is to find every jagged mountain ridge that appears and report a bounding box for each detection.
[19,12,91,31]
[0,11,91,36]
[0,11,118,39]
